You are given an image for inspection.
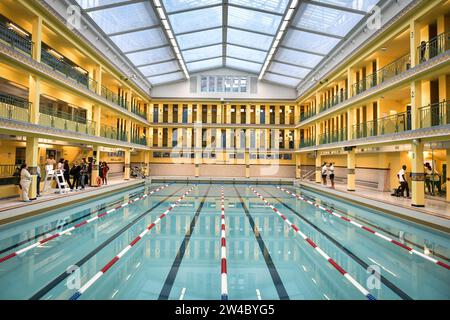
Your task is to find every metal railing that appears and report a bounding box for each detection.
[0,23,33,56]
[38,112,96,135]
[101,86,119,105]
[417,32,450,64]
[319,127,348,145]
[352,110,410,139]
[299,137,316,148]
[419,101,449,128]
[100,124,128,142]
[0,165,17,177]
[131,136,147,146]
[39,104,87,124]
[352,54,411,96]
[319,91,348,113]
[0,93,30,122]
[300,107,316,122]
[131,107,147,119]
[40,49,97,92]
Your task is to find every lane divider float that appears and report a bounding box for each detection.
[250,186,376,300]
[220,186,228,300]
[69,185,196,300]
[0,184,169,264]
[278,186,450,271]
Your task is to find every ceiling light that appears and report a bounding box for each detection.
[157,7,165,19]
[285,8,294,20]
[47,49,64,60]
[7,22,29,37]
[162,19,170,30]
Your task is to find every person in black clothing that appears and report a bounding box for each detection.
[71,162,81,190]
[63,160,73,190]
[80,159,87,190]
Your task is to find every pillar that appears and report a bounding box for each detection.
[411,80,422,130]
[126,120,131,143]
[194,152,201,177]
[245,152,250,178]
[91,145,101,186]
[347,147,356,191]
[315,151,321,183]
[447,149,450,202]
[94,64,102,96]
[410,20,422,67]
[28,75,40,125]
[144,151,151,177]
[295,153,301,179]
[93,105,101,137]
[31,15,42,62]
[411,141,425,207]
[26,137,39,200]
[124,148,131,180]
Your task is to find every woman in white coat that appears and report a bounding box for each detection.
[20,163,32,202]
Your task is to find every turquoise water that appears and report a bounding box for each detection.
[0,182,448,300]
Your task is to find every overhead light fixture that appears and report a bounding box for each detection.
[74,66,88,75]
[48,48,64,60]
[7,22,29,37]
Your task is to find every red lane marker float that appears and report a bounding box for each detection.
[0,184,169,264]
[250,186,376,300]
[220,186,228,301]
[69,185,196,300]
[277,186,450,271]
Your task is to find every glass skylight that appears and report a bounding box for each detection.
[162,0,221,14]
[177,29,223,50]
[228,6,282,35]
[168,6,222,35]
[126,47,175,67]
[187,57,223,73]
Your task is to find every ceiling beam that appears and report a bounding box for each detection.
[227,42,268,53]
[147,69,183,78]
[228,3,284,17]
[185,55,223,64]
[227,26,275,37]
[290,25,344,39]
[123,44,170,55]
[272,59,314,70]
[84,0,146,12]
[223,0,228,67]
[183,42,223,52]
[303,0,368,16]
[135,57,177,68]
[227,55,263,65]
[279,45,326,57]
[107,24,161,37]
[265,71,303,80]
[165,3,222,16]
[174,26,222,37]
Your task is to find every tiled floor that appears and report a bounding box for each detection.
[301,180,450,220]
[0,176,141,213]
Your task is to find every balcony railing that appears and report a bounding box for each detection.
[352,110,410,139]
[319,127,348,145]
[419,101,449,128]
[39,112,96,136]
[352,54,411,96]
[0,93,30,122]
[40,49,97,92]
[319,91,348,113]
[299,137,316,148]
[131,107,147,120]
[101,86,119,105]
[417,32,450,64]
[300,108,316,122]
[131,136,147,146]
[100,124,128,142]
[0,23,33,56]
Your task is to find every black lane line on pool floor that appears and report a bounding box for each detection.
[0,189,149,256]
[158,185,211,300]
[29,185,185,300]
[263,186,413,300]
[234,185,290,301]
[287,187,450,263]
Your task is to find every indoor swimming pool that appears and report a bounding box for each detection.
[0,182,448,300]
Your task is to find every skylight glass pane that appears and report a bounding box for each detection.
[229,0,289,14]
[182,44,222,62]
[126,47,174,66]
[187,57,223,72]
[138,61,180,77]
[111,28,167,52]
[228,6,281,35]
[227,44,266,63]
[227,29,273,51]
[269,62,309,78]
[88,2,158,35]
[169,6,222,34]
[276,47,323,68]
[264,73,299,87]
[148,72,185,85]
[314,0,380,12]
[292,3,363,37]
[283,29,340,55]
[177,29,223,50]
[162,0,221,13]
[226,57,262,73]
[76,0,124,10]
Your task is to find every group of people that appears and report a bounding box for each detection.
[393,163,442,198]
[18,155,109,202]
[321,162,335,189]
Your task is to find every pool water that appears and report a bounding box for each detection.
[0,182,448,300]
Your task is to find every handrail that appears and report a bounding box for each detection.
[417,32,450,64]
[419,100,449,128]
[0,23,33,56]
[319,91,348,112]
[318,127,348,145]
[352,110,411,139]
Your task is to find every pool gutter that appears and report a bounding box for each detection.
[297,181,450,234]
[0,179,148,226]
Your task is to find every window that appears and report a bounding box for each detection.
[200,75,249,93]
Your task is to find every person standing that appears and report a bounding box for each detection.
[321,162,328,186]
[36,165,41,197]
[79,159,87,190]
[425,163,433,195]
[328,162,335,189]
[102,162,110,185]
[19,164,32,202]
[46,155,56,169]
[397,165,410,198]
[63,160,73,190]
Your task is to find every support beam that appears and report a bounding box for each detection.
[31,15,42,62]
[124,148,131,180]
[91,145,101,187]
[26,137,39,200]
[411,141,425,207]
[347,148,356,191]
[295,153,301,179]
[315,151,321,183]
